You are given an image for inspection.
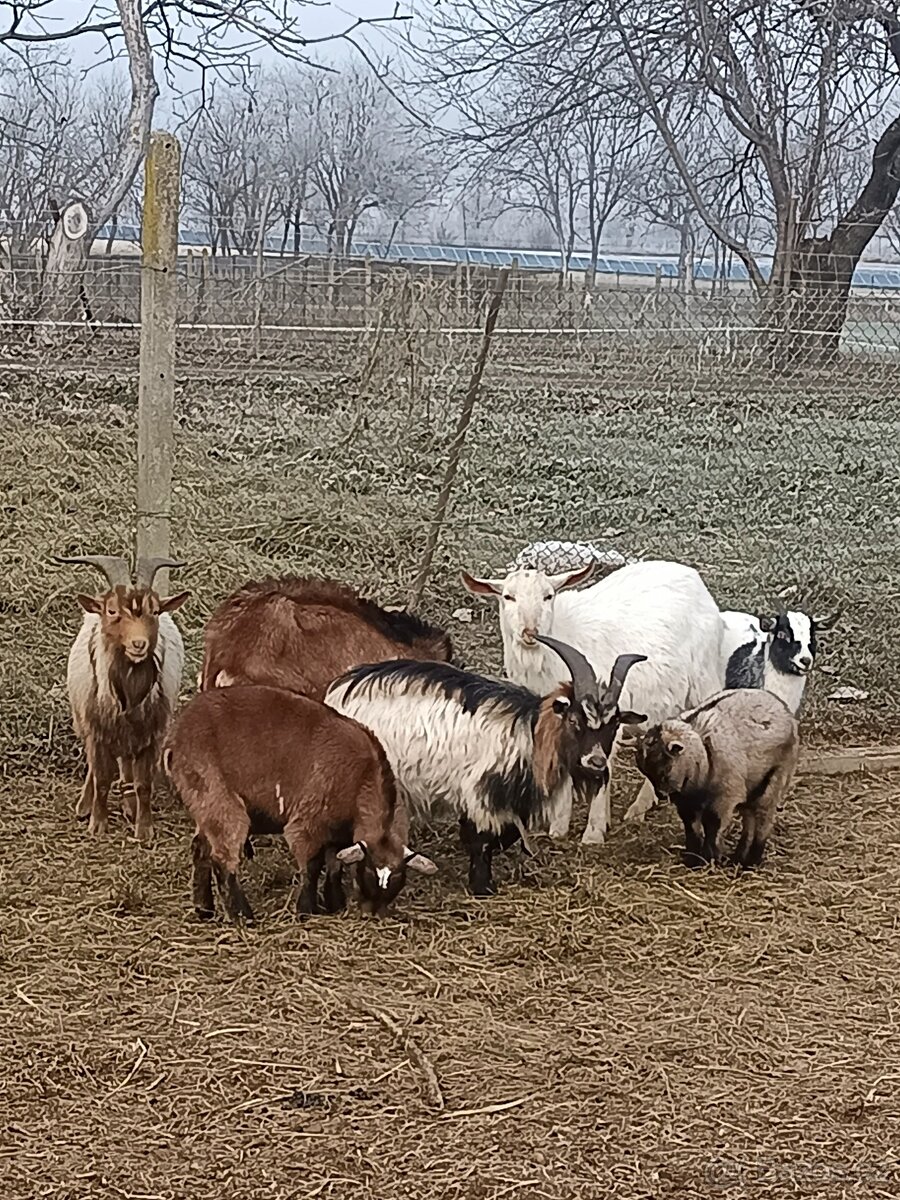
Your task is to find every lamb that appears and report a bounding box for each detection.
[507,540,641,577]
[461,558,723,842]
[325,637,646,897]
[164,685,437,922]
[56,553,189,843]
[722,607,837,716]
[200,575,452,700]
[635,689,800,869]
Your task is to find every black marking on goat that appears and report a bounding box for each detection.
[725,640,765,690]
[684,691,736,721]
[745,763,778,808]
[481,761,545,825]
[767,612,817,678]
[335,659,541,726]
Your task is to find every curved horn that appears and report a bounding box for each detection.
[135,556,186,590]
[600,653,648,707]
[535,634,598,701]
[54,554,131,589]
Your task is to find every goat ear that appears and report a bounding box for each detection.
[666,740,685,756]
[159,591,190,614]
[547,564,595,592]
[758,614,776,633]
[76,593,103,614]
[460,570,503,597]
[405,852,438,875]
[551,695,571,714]
[618,711,647,726]
[336,841,367,865]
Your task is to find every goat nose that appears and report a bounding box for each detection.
[799,655,812,668]
[130,637,149,653]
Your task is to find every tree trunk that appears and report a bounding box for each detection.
[785,112,900,365]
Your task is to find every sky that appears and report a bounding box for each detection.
[0,1,418,72]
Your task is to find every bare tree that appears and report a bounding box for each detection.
[416,0,900,359]
[0,1,410,320]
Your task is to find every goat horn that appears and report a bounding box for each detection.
[134,556,186,590]
[535,634,598,702]
[600,653,648,707]
[54,554,131,589]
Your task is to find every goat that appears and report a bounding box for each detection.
[461,559,723,842]
[200,576,452,700]
[165,685,437,922]
[635,689,799,869]
[722,607,837,716]
[56,554,189,842]
[325,637,646,897]
[507,540,641,577]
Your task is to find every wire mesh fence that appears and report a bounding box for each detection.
[3,251,899,772]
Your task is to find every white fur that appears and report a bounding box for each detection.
[720,610,767,665]
[66,612,185,737]
[465,560,724,840]
[324,680,573,838]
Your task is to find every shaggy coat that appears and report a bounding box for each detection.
[636,689,800,869]
[200,576,452,700]
[325,648,644,896]
[165,685,436,922]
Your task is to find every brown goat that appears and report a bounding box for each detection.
[199,576,452,701]
[58,554,189,842]
[164,685,437,922]
[635,689,799,869]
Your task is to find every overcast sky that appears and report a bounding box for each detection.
[1,1,418,70]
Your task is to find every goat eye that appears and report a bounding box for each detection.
[502,594,514,602]
[543,594,553,602]
[777,631,789,640]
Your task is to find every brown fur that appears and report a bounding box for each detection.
[636,689,799,869]
[70,584,188,842]
[165,685,434,922]
[200,575,452,700]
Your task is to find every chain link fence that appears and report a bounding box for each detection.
[3,250,898,772]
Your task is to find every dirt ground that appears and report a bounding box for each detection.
[2,765,899,1200]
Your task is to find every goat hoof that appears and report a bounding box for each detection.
[88,818,108,837]
[135,822,154,846]
[580,829,606,846]
[195,906,215,922]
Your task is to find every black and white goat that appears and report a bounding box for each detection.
[325,638,646,897]
[721,607,837,716]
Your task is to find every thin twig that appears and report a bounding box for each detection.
[356,1000,445,1112]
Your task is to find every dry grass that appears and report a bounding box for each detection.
[2,766,899,1198]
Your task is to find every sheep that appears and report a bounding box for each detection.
[56,554,189,842]
[164,684,437,922]
[635,688,799,868]
[507,540,641,577]
[200,575,452,700]
[325,637,646,897]
[722,607,838,716]
[461,558,723,842]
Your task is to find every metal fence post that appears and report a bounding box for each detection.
[137,131,181,594]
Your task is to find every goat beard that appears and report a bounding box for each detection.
[110,651,160,712]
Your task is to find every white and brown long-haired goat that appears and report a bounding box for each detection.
[57,554,189,842]
[326,637,646,897]
[635,689,800,870]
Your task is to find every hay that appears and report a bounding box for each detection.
[1,767,900,1198]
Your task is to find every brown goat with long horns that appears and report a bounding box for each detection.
[56,553,189,842]
[199,576,452,701]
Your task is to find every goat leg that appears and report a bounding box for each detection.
[192,832,215,920]
[75,771,93,821]
[118,757,137,822]
[322,847,346,913]
[132,753,154,844]
[213,862,254,923]
[459,817,496,897]
[88,740,116,838]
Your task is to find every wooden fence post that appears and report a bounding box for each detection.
[137,131,181,595]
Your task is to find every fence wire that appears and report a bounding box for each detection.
[2,252,898,770]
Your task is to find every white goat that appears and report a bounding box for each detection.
[461,559,723,842]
